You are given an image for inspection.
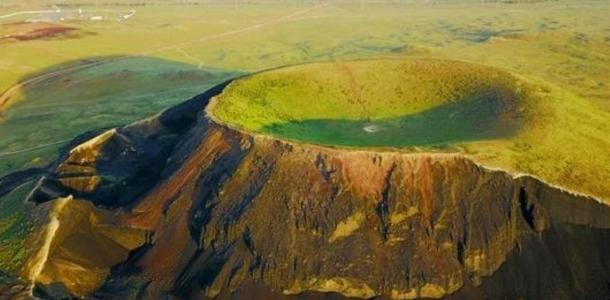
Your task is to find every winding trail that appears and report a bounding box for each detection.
[0,59,112,116]
[0,139,71,158]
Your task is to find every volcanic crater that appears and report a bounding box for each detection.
[5,59,610,300]
[209,59,529,149]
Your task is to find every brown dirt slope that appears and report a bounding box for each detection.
[4,82,610,300]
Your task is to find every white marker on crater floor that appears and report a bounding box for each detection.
[363,124,381,133]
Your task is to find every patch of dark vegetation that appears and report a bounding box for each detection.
[0,168,45,199]
[0,271,27,298]
[33,282,73,300]
[160,70,219,82]
[537,18,565,31]
[571,32,589,44]
[438,20,524,43]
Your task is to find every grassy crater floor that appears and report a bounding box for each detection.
[211,59,530,148]
[210,59,610,202]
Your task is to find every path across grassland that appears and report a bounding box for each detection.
[0,139,70,158]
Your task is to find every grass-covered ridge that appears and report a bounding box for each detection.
[211,59,532,147]
[210,59,610,202]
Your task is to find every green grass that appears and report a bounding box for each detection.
[0,0,609,275]
[2,1,609,179]
[0,0,607,200]
[0,56,240,177]
[261,95,521,148]
[0,180,37,273]
[210,58,610,202]
[211,59,529,134]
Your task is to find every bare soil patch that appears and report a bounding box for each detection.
[0,23,92,43]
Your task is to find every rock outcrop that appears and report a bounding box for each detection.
[4,83,610,300]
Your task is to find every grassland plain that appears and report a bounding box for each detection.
[1,1,609,176]
[0,0,609,282]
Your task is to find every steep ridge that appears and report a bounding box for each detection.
[21,196,147,297]
[2,83,609,300]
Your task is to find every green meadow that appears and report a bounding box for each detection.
[211,59,529,135]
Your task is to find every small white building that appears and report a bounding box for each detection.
[121,10,136,20]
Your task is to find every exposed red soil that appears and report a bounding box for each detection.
[0,21,91,43]
[3,26,78,41]
[126,128,236,230]
[418,157,434,223]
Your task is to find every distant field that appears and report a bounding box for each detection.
[0,56,238,176]
[1,0,609,276]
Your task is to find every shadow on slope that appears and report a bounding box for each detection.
[0,56,242,177]
[261,88,523,148]
[0,56,240,279]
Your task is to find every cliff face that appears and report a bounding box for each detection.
[8,87,610,300]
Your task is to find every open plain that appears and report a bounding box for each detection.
[0,1,609,299]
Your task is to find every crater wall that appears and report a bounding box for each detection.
[13,88,609,299]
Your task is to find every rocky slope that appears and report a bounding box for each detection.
[2,83,609,300]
